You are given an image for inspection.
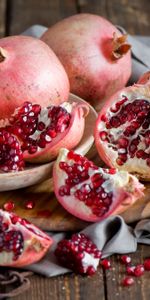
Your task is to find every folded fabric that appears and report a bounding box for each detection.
[25,216,150,277]
[22,24,150,83]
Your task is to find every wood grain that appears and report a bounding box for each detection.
[8,0,77,35]
[0,0,6,37]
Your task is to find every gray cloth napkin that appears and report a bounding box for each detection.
[22,24,150,83]
[25,216,150,277]
[20,25,150,277]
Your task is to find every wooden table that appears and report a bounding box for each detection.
[0,0,150,299]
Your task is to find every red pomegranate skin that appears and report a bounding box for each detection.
[0,35,70,119]
[41,13,131,110]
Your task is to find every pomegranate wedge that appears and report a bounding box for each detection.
[95,74,150,181]
[53,148,144,222]
[0,209,53,267]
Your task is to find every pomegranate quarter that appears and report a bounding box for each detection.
[53,149,144,222]
[95,74,150,181]
[0,209,53,267]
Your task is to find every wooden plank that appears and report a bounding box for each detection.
[11,270,105,300]
[77,0,150,34]
[8,0,77,35]
[0,0,6,37]
[105,245,150,300]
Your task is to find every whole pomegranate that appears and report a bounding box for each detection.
[0,209,53,267]
[0,100,89,170]
[95,73,150,181]
[53,148,144,222]
[0,35,69,119]
[41,13,131,110]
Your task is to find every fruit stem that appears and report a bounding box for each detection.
[0,47,6,62]
[112,33,131,60]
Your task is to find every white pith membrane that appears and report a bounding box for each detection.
[97,91,150,177]
[54,149,144,222]
[0,209,51,266]
[82,252,100,271]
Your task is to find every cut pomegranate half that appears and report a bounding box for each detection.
[53,148,144,222]
[0,209,53,267]
[95,81,150,181]
[0,101,89,170]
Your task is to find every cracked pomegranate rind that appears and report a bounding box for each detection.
[53,148,144,222]
[0,209,53,267]
[95,78,150,181]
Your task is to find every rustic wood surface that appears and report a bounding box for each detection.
[0,0,150,299]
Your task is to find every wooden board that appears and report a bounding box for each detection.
[0,0,6,38]
[0,144,149,231]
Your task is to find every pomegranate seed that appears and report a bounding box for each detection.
[144,258,150,270]
[126,265,135,275]
[24,200,35,209]
[101,259,111,270]
[3,201,15,212]
[134,264,145,277]
[122,277,135,287]
[99,131,108,141]
[121,255,132,265]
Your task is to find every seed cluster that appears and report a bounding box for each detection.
[0,129,24,172]
[55,233,101,275]
[9,101,71,154]
[0,216,24,261]
[59,150,116,218]
[99,98,150,167]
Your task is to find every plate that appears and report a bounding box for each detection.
[0,94,97,191]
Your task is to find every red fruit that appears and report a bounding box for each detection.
[41,14,131,110]
[134,264,145,277]
[122,277,135,287]
[3,201,15,212]
[0,101,89,168]
[0,35,69,119]
[55,233,101,275]
[101,259,111,270]
[53,148,144,222]
[95,74,150,181]
[144,258,150,270]
[121,255,131,265]
[0,209,53,267]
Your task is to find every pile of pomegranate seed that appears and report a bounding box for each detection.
[58,150,119,218]
[99,97,150,167]
[55,233,101,275]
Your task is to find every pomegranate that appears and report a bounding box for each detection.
[0,209,53,267]
[95,76,150,181]
[0,35,69,119]
[53,148,144,222]
[55,233,101,275]
[0,101,89,169]
[41,13,131,110]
